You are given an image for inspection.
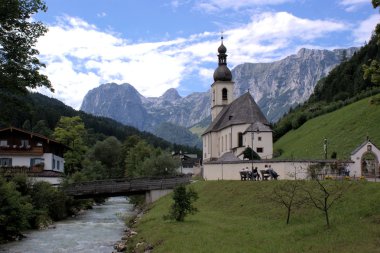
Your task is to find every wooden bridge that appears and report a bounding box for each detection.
[64,176,191,202]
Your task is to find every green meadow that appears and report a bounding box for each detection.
[274,94,380,160]
[127,181,380,253]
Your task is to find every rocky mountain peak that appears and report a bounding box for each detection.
[161,88,181,101]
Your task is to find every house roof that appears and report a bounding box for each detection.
[203,92,271,135]
[216,152,241,162]
[0,127,68,149]
[351,139,380,155]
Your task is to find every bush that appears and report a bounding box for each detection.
[0,177,33,240]
[273,148,284,158]
[164,185,198,222]
[31,181,68,222]
[243,147,261,160]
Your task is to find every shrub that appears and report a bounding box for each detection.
[0,177,33,240]
[164,185,198,222]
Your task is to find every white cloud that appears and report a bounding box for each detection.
[353,14,380,44]
[36,13,348,109]
[339,0,371,12]
[97,12,107,18]
[221,12,347,64]
[195,0,292,12]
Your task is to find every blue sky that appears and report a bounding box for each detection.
[34,0,379,109]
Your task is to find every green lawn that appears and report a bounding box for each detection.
[274,94,380,160]
[127,181,380,253]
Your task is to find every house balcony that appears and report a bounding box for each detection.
[0,146,43,156]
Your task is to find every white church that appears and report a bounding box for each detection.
[202,37,273,162]
[201,38,380,181]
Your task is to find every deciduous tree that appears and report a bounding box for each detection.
[363,0,380,85]
[53,116,88,174]
[0,0,52,93]
[140,152,180,177]
[304,178,351,228]
[124,140,155,177]
[85,136,123,178]
[271,180,307,224]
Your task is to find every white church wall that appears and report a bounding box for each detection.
[255,132,273,159]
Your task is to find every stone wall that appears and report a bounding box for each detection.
[203,160,353,180]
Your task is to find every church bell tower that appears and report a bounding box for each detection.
[211,36,234,121]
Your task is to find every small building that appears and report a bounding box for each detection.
[350,139,380,179]
[0,127,68,184]
[172,151,202,176]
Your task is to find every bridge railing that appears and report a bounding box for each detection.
[64,175,191,197]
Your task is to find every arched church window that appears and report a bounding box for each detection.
[238,132,243,147]
[222,88,228,101]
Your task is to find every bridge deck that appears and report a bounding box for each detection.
[64,176,191,198]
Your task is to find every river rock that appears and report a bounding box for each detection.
[114,241,126,252]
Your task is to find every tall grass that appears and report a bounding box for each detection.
[128,181,380,253]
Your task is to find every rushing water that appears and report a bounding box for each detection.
[0,197,134,253]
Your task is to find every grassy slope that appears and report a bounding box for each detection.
[188,125,206,138]
[129,181,380,253]
[274,94,380,160]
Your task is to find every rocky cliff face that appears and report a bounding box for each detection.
[80,47,357,144]
[232,47,357,121]
[81,83,210,131]
[81,83,153,130]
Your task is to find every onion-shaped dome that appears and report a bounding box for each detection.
[218,43,227,54]
[213,65,232,81]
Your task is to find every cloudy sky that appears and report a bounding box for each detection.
[34,0,379,109]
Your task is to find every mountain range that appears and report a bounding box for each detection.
[80,47,358,147]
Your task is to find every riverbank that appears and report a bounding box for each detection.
[113,203,152,253]
[122,180,380,253]
[0,197,133,253]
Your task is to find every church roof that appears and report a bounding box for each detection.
[203,92,271,134]
[245,121,272,133]
[216,152,241,162]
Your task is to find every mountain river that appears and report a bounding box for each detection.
[0,197,134,253]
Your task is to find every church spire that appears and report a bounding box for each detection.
[213,35,232,81]
[217,35,227,65]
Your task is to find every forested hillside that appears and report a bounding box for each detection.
[153,122,202,148]
[0,92,200,154]
[274,34,380,141]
